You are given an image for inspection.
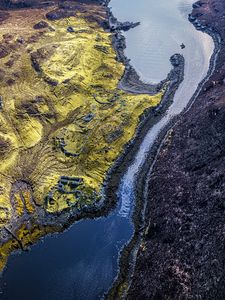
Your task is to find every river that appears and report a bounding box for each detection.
[0,1,214,299]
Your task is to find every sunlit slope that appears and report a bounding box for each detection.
[0,6,162,225]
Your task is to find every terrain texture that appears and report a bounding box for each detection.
[129,0,225,299]
[0,0,164,270]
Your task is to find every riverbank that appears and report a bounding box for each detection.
[0,0,216,298]
[0,0,186,275]
[107,1,220,297]
[128,0,225,299]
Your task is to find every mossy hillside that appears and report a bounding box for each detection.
[0,7,163,222]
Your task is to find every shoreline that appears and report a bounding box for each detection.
[0,0,185,254]
[127,0,225,297]
[106,5,221,299]
[0,2,216,298]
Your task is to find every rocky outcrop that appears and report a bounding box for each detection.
[118,53,184,95]
[108,9,140,32]
[33,20,49,29]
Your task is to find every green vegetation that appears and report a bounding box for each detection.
[0,5,163,269]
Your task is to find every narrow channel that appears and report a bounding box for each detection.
[1,1,214,299]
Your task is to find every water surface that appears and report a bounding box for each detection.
[110,0,213,84]
[1,1,214,299]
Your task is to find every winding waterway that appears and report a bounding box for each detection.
[1,1,214,299]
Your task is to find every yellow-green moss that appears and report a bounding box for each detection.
[0,5,163,267]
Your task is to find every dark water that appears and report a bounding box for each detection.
[1,217,133,300]
[1,1,213,299]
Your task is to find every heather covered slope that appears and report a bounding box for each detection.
[129,0,225,299]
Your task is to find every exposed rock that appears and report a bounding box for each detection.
[105,128,123,143]
[108,12,140,32]
[33,20,49,30]
[5,59,14,68]
[82,113,95,122]
[94,44,109,54]
[0,45,9,59]
[0,96,3,110]
[16,37,25,44]
[46,9,76,21]
[67,26,75,33]
[6,78,16,86]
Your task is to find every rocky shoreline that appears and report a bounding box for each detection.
[0,4,214,299]
[39,2,185,236]
[128,0,225,299]
[0,1,220,299]
[0,2,217,299]
[109,9,183,96]
[0,0,186,273]
[107,11,221,300]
